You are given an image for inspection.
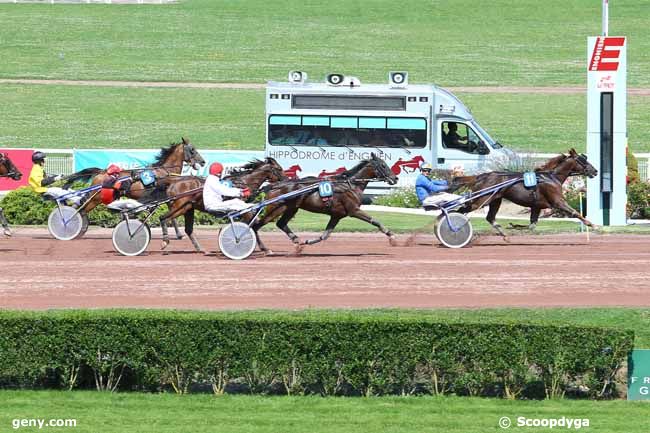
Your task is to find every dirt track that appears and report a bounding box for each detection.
[1,228,649,310]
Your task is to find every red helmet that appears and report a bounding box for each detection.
[106,164,122,176]
[209,162,224,176]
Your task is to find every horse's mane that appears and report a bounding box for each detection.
[153,141,183,165]
[339,159,370,178]
[535,153,567,172]
[228,159,266,177]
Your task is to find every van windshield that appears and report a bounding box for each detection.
[268,115,427,149]
[470,121,501,149]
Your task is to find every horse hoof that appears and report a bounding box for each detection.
[176,235,184,240]
[3,229,11,237]
[388,236,398,247]
[294,244,305,254]
[161,240,169,250]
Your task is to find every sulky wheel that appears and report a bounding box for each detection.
[112,219,151,256]
[218,221,257,260]
[435,212,473,248]
[74,212,90,239]
[47,205,84,241]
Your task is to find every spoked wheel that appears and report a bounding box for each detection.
[74,212,90,239]
[112,219,151,256]
[435,212,473,248]
[218,222,257,260]
[48,205,84,241]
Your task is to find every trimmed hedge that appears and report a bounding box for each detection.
[0,187,221,227]
[0,311,633,399]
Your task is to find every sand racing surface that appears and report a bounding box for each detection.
[1,228,649,310]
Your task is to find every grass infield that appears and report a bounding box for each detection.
[0,390,648,433]
[1,84,650,153]
[1,0,649,87]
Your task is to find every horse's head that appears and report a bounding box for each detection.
[264,157,288,183]
[567,148,598,178]
[367,153,398,185]
[181,137,205,170]
[0,153,22,180]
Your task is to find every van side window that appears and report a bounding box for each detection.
[441,121,484,155]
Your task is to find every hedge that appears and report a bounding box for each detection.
[0,310,633,399]
[0,187,220,227]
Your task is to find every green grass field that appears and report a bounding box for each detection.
[1,0,649,87]
[0,391,648,433]
[1,84,650,152]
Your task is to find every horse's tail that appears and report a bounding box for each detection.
[62,167,104,188]
[449,175,477,192]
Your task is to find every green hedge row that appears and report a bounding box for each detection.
[0,311,633,399]
[0,187,220,227]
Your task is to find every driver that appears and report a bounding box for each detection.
[28,151,64,194]
[203,162,252,214]
[28,151,83,204]
[416,162,462,207]
[444,122,469,149]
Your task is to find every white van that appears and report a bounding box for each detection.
[264,71,511,193]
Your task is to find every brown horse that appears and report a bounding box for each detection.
[451,149,598,236]
[251,153,399,253]
[65,138,205,238]
[154,157,287,252]
[0,153,22,236]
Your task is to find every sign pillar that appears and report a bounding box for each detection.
[586,36,627,226]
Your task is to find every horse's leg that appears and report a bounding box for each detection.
[486,198,507,238]
[529,207,541,230]
[172,218,184,240]
[0,207,11,237]
[302,216,341,247]
[160,201,193,250]
[251,204,292,253]
[184,208,203,253]
[348,209,397,246]
[275,206,302,246]
[550,197,596,227]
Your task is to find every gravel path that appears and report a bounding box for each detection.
[2,78,649,95]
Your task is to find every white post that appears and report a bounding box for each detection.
[602,0,609,36]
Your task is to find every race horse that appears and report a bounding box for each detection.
[64,138,205,238]
[154,157,287,252]
[0,152,23,236]
[251,153,399,253]
[451,148,598,237]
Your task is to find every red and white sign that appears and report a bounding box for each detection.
[0,149,32,192]
[589,36,625,72]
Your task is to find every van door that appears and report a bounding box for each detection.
[436,119,489,172]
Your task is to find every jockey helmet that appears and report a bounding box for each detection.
[106,164,122,176]
[209,162,224,176]
[32,151,46,163]
[420,162,433,172]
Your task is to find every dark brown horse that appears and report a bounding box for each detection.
[155,157,287,252]
[451,149,598,236]
[251,153,399,253]
[65,138,205,238]
[0,152,22,236]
